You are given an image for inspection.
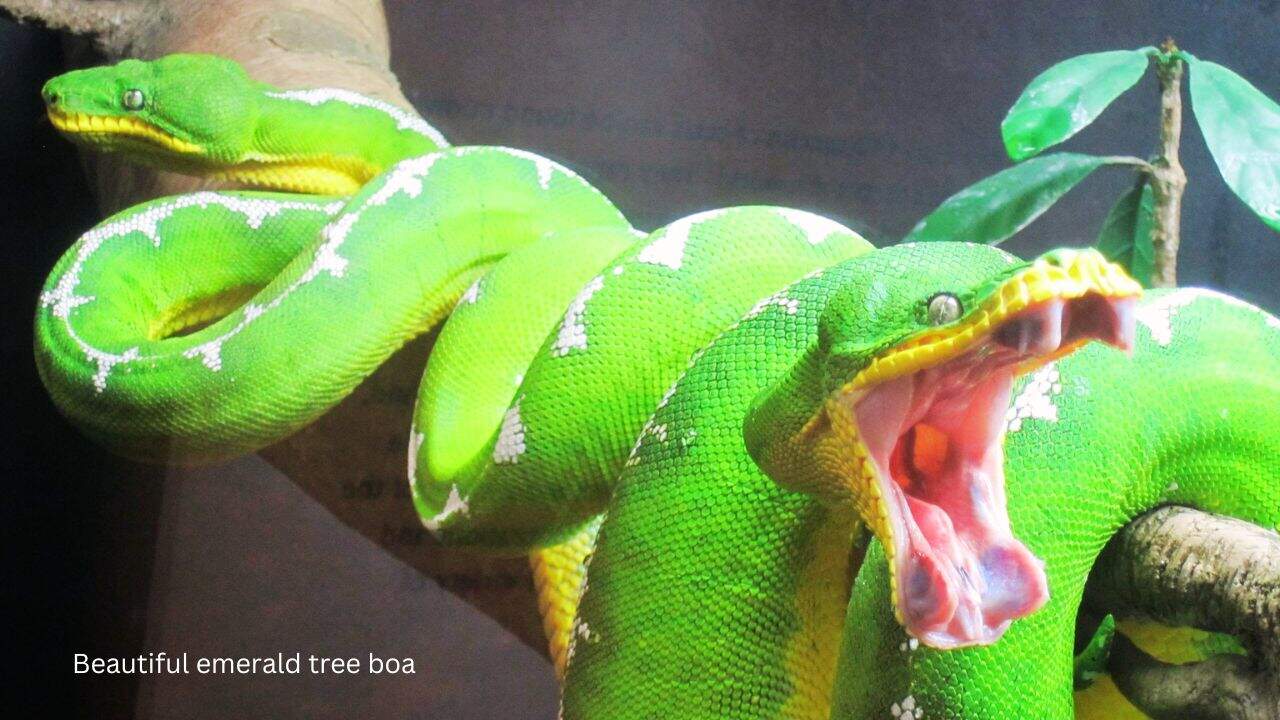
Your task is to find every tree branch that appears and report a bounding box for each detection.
[1086,506,1280,717]
[1148,38,1188,288]
[1108,634,1277,720]
[0,0,149,55]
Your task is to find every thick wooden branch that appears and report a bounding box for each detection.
[1108,634,1277,720]
[0,0,148,55]
[1087,506,1280,718]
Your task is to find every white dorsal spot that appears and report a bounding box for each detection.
[745,290,800,319]
[367,154,442,207]
[183,340,225,371]
[624,417,671,468]
[458,278,483,306]
[553,275,605,356]
[493,397,527,464]
[487,147,556,187]
[637,209,729,270]
[774,208,848,245]
[313,243,349,278]
[88,346,139,392]
[1005,363,1061,433]
[495,147,559,190]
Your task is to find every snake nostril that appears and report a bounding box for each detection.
[44,90,60,106]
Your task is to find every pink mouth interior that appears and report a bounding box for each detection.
[850,293,1136,649]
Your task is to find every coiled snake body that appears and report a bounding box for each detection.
[35,55,1280,718]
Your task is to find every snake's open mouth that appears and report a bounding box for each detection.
[836,252,1140,648]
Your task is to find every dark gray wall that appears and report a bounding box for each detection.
[9,2,1280,718]
[387,1,1280,306]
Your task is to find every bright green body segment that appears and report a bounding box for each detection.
[414,224,640,496]
[413,207,870,550]
[37,147,629,460]
[561,244,1039,719]
[34,54,1280,720]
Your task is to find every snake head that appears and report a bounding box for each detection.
[749,243,1140,649]
[41,54,259,168]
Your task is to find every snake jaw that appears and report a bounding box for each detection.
[839,349,1044,648]
[831,252,1140,649]
[48,108,205,157]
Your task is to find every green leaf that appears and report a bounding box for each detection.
[1002,49,1152,161]
[1095,180,1155,286]
[904,153,1115,245]
[1073,614,1116,691]
[1189,57,1280,232]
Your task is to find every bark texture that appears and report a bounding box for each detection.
[1088,506,1280,719]
[1148,47,1188,288]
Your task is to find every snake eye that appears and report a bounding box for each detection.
[122,89,146,111]
[926,293,963,326]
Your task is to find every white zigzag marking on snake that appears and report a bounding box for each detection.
[493,396,527,464]
[637,209,729,270]
[1137,287,1280,346]
[407,428,426,494]
[40,193,344,390]
[422,484,470,533]
[266,88,449,147]
[773,208,846,245]
[182,154,443,372]
[553,275,606,356]
[494,147,559,190]
[46,146,620,388]
[626,346,708,468]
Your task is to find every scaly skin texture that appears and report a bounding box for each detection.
[37,54,880,682]
[558,244,1143,718]
[32,55,1278,719]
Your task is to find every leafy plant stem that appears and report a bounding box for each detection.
[1149,40,1188,287]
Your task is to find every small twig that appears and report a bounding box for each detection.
[1148,37,1188,288]
[0,0,149,55]
[1085,506,1280,717]
[1104,155,1157,174]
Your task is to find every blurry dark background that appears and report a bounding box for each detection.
[6,2,1279,718]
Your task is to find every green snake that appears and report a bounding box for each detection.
[34,55,1280,719]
